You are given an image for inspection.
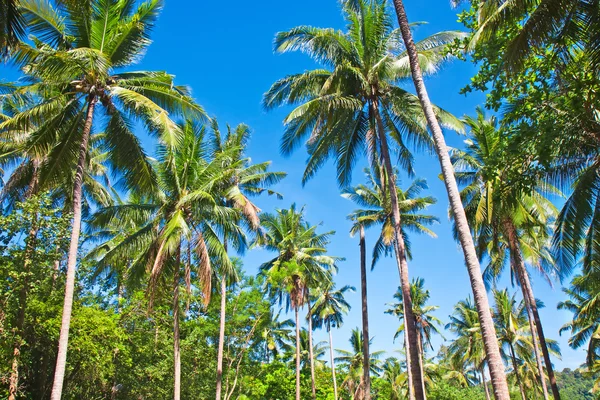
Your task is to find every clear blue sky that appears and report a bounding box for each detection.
[2,0,585,370]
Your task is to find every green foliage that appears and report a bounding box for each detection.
[556,368,597,400]
[428,381,486,400]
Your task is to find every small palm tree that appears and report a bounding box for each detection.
[258,204,338,400]
[336,328,384,400]
[386,277,444,394]
[381,357,408,400]
[261,309,294,362]
[311,283,355,399]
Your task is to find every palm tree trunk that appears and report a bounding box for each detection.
[50,95,96,400]
[388,3,510,399]
[307,302,317,400]
[481,366,491,400]
[9,178,40,400]
[215,275,227,400]
[328,322,339,400]
[503,221,552,400]
[510,343,527,400]
[404,331,414,400]
[371,100,424,400]
[359,225,372,400]
[295,306,301,400]
[416,332,427,400]
[173,251,181,400]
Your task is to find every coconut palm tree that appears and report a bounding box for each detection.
[558,271,600,386]
[336,327,384,400]
[0,2,206,398]
[0,0,24,55]
[386,0,513,396]
[263,1,464,395]
[452,108,562,399]
[381,357,408,400]
[312,283,355,399]
[258,204,338,400]
[344,166,437,399]
[209,119,286,400]
[386,277,444,397]
[261,309,294,362]
[88,120,237,400]
[446,297,491,400]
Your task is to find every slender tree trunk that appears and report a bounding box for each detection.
[295,306,301,400]
[372,101,424,400]
[416,332,427,400]
[404,331,414,400]
[481,366,491,400]
[215,275,227,400]
[173,251,181,400]
[9,193,39,400]
[504,221,560,400]
[503,221,551,400]
[388,3,510,398]
[510,344,527,400]
[307,302,317,400]
[50,96,96,400]
[359,225,372,400]
[328,323,339,400]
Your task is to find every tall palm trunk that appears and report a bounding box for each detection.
[328,321,339,400]
[215,275,227,400]
[173,250,181,400]
[389,2,510,398]
[50,96,96,400]
[404,332,414,400]
[415,331,427,400]
[9,164,40,400]
[295,306,301,400]
[504,221,559,400]
[372,100,424,400]
[509,343,527,400]
[504,221,551,399]
[359,225,371,400]
[307,302,317,400]
[481,366,491,400]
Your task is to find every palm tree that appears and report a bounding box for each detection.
[1,2,206,398]
[263,1,463,396]
[558,271,600,387]
[258,204,338,400]
[0,0,24,55]
[312,283,355,400]
[452,108,562,399]
[446,297,491,400]
[387,0,512,397]
[381,357,408,400]
[336,327,384,400]
[261,309,294,362]
[344,166,437,399]
[386,277,444,397]
[290,328,328,371]
[209,119,286,400]
[492,289,560,400]
[89,121,236,400]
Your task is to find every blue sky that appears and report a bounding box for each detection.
[1,0,585,370]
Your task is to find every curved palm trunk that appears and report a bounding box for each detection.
[328,322,339,400]
[50,96,96,400]
[481,366,491,400]
[173,251,182,400]
[389,2,510,399]
[509,343,527,400]
[307,302,317,400]
[372,101,424,400]
[215,275,227,400]
[504,221,559,400]
[504,221,551,400]
[295,306,301,400]
[359,225,371,400]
